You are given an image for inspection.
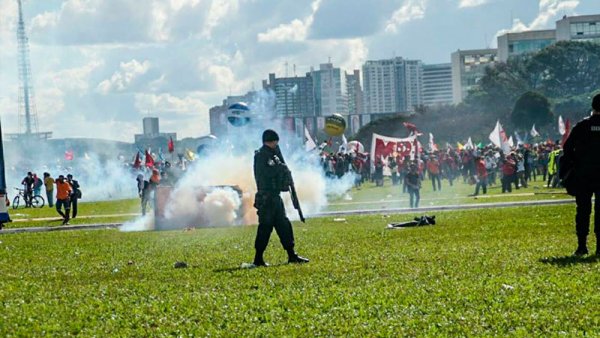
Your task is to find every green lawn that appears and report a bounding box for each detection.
[0,205,598,336]
[328,177,571,212]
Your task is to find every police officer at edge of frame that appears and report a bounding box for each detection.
[252,129,309,267]
[561,93,600,256]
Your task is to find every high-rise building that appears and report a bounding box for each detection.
[497,30,556,62]
[556,14,600,43]
[262,73,315,116]
[451,49,498,104]
[422,63,453,106]
[311,63,348,116]
[362,57,423,114]
[345,70,363,115]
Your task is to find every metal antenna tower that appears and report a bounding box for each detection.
[10,0,51,141]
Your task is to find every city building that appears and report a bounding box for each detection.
[422,63,453,106]
[134,117,177,149]
[262,73,315,117]
[345,70,363,115]
[556,14,600,43]
[362,57,423,114]
[311,63,348,116]
[451,49,498,104]
[497,30,556,62]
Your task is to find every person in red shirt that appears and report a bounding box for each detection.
[501,157,516,193]
[55,175,73,225]
[474,156,488,196]
[427,156,442,191]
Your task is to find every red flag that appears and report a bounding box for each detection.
[168,137,174,153]
[64,150,74,161]
[403,122,418,133]
[561,119,571,147]
[133,152,141,169]
[145,150,154,168]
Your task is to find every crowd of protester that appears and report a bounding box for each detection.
[319,140,565,208]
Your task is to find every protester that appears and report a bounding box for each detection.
[427,156,442,192]
[43,172,54,208]
[67,174,81,219]
[32,173,43,197]
[55,175,72,225]
[404,163,421,208]
[21,172,34,207]
[501,157,515,193]
[474,156,488,196]
[560,94,600,256]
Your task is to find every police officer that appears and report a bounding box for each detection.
[252,129,309,266]
[561,94,600,256]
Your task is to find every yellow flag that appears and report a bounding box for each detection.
[457,142,464,150]
[184,148,196,161]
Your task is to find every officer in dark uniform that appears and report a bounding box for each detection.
[252,129,309,266]
[561,94,600,256]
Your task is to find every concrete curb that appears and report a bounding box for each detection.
[1,198,576,234]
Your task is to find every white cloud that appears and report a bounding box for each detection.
[496,0,580,37]
[257,0,322,42]
[97,59,151,94]
[202,0,239,38]
[44,59,104,93]
[385,0,427,33]
[458,0,488,8]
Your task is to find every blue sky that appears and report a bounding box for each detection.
[0,0,596,141]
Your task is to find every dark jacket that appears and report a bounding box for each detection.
[254,145,288,193]
[562,114,600,190]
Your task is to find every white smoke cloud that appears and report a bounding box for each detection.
[122,89,354,231]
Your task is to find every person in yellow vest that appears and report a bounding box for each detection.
[546,147,561,188]
[43,172,54,208]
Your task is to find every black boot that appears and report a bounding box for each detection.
[288,251,309,264]
[253,251,269,267]
[574,236,588,256]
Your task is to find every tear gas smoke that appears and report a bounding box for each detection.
[5,140,137,202]
[122,89,355,231]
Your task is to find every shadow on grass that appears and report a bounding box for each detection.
[213,262,288,273]
[539,255,599,266]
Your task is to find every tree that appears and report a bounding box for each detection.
[528,41,600,98]
[511,91,553,129]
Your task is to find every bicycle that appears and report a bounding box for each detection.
[12,188,45,209]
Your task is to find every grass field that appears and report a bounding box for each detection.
[0,204,598,336]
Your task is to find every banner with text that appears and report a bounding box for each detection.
[370,133,418,165]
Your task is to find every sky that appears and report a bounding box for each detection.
[0,0,596,142]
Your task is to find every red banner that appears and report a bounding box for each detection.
[370,133,417,165]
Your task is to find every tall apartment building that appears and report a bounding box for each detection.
[345,69,363,115]
[262,73,315,117]
[311,63,348,116]
[422,63,453,106]
[556,14,600,43]
[451,49,498,104]
[362,57,423,114]
[497,30,556,62]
